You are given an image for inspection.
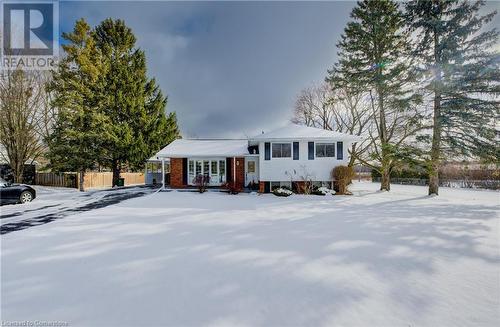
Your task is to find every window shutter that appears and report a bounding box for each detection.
[308,142,314,160]
[264,142,271,160]
[337,141,343,160]
[293,142,299,160]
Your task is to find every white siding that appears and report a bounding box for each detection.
[258,140,351,182]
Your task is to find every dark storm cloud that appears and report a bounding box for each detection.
[59,1,355,137]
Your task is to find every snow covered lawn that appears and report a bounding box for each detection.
[1,183,499,326]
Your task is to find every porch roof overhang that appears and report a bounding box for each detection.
[155,139,250,159]
[147,156,170,163]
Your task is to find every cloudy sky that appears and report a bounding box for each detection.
[60,0,356,138]
[59,1,498,138]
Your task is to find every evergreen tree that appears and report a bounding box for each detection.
[327,0,423,191]
[47,19,110,191]
[93,19,179,186]
[406,0,499,195]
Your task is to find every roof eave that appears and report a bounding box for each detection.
[156,153,248,158]
[249,136,362,141]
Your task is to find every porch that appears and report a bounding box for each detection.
[150,139,257,190]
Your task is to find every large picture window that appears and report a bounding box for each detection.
[272,143,292,158]
[315,143,335,157]
[188,159,226,185]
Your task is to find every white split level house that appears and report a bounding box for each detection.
[145,124,362,192]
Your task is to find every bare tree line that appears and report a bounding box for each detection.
[0,69,56,182]
[292,84,375,167]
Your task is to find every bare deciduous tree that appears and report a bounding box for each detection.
[0,69,55,182]
[292,83,374,167]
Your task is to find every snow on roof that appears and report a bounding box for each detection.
[250,124,363,141]
[156,139,249,158]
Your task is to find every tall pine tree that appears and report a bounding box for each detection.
[406,0,499,195]
[93,19,179,186]
[328,0,423,191]
[48,19,110,191]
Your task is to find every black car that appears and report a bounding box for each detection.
[0,177,36,205]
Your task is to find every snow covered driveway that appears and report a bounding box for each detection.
[0,185,157,234]
[1,183,499,326]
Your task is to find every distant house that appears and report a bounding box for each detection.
[147,124,361,192]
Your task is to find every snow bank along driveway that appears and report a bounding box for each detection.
[1,183,499,326]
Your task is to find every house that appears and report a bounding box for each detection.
[147,124,362,192]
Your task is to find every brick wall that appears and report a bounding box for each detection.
[170,158,184,188]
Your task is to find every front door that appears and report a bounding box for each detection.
[245,157,258,186]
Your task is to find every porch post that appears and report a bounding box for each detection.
[161,158,165,189]
[233,156,236,188]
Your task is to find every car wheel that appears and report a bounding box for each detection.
[20,191,33,203]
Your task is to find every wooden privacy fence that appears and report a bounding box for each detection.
[83,172,145,189]
[35,172,145,189]
[36,172,78,188]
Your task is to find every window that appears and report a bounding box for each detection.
[211,161,218,175]
[270,181,280,190]
[188,160,195,183]
[219,160,225,175]
[315,143,335,157]
[219,160,226,183]
[293,142,299,160]
[337,141,343,160]
[195,161,202,175]
[247,161,255,173]
[203,160,210,176]
[272,143,292,158]
[264,142,271,160]
[308,142,314,160]
[271,181,291,190]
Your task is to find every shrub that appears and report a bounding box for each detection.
[247,181,260,191]
[193,174,210,193]
[272,187,293,197]
[222,182,242,195]
[312,186,335,196]
[332,165,354,195]
[371,165,500,181]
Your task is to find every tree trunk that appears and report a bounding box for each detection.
[13,161,24,183]
[348,144,356,167]
[79,169,85,192]
[429,29,442,196]
[380,169,391,191]
[377,85,391,192]
[112,159,121,187]
[429,92,441,195]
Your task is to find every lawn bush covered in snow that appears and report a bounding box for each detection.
[312,186,335,196]
[272,187,293,197]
